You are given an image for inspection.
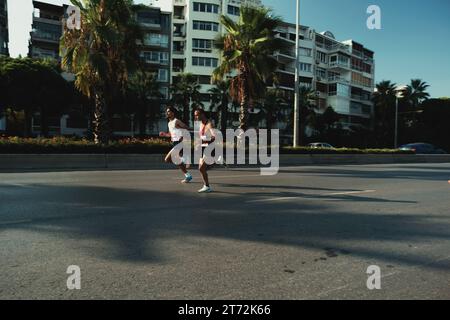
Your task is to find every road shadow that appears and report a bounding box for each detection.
[1,182,448,271]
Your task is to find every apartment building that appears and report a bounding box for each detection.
[26,2,172,135]
[0,0,8,56]
[273,22,375,130]
[135,5,172,133]
[28,1,65,60]
[158,0,374,130]
[157,0,262,121]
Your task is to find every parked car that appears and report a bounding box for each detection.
[308,142,334,149]
[399,143,447,154]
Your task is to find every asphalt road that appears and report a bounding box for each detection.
[1,163,450,300]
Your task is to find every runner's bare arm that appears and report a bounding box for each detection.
[207,122,216,142]
[159,131,171,138]
[175,119,190,130]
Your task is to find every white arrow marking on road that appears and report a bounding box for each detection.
[324,190,377,196]
[246,190,377,203]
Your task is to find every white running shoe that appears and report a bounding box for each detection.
[198,185,212,193]
[181,173,193,183]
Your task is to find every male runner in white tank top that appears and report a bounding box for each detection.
[159,106,192,183]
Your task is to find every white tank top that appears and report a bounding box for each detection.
[168,118,182,142]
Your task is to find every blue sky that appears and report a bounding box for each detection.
[7,0,450,97]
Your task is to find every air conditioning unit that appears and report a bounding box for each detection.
[316,60,320,64]
[317,77,322,81]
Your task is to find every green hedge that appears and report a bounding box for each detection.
[0,136,414,154]
[0,136,172,154]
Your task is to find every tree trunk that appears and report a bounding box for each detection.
[93,91,110,145]
[24,109,32,137]
[220,97,228,136]
[239,74,249,131]
[138,104,146,136]
[40,106,49,137]
[183,98,190,126]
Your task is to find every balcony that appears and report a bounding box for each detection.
[276,66,295,75]
[329,61,350,71]
[352,49,363,58]
[138,21,161,30]
[31,31,61,43]
[350,94,372,104]
[328,43,351,53]
[363,56,374,64]
[328,76,350,84]
[274,50,295,63]
[351,80,373,89]
[275,34,295,44]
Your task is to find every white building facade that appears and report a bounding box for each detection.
[158,0,375,130]
[272,23,375,130]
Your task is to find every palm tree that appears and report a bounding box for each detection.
[213,6,286,130]
[127,71,162,136]
[170,73,202,125]
[404,79,430,108]
[61,0,143,144]
[373,80,397,122]
[260,88,287,131]
[372,80,397,146]
[291,86,315,134]
[209,79,231,134]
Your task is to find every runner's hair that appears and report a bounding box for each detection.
[166,106,178,118]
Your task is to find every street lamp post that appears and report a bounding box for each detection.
[293,0,301,147]
[394,96,399,148]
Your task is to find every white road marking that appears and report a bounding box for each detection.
[246,190,377,203]
[173,174,261,180]
[324,190,376,196]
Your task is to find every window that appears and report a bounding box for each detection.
[328,83,349,97]
[193,2,219,14]
[351,72,372,87]
[316,67,326,79]
[192,38,213,53]
[33,22,62,41]
[299,47,311,57]
[337,83,350,97]
[193,20,219,32]
[228,5,240,16]
[157,69,168,82]
[299,63,312,72]
[197,75,212,84]
[316,51,327,64]
[136,11,160,25]
[144,34,169,48]
[159,87,169,99]
[140,51,169,64]
[192,57,218,68]
[300,82,312,89]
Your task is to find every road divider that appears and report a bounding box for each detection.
[0,154,450,171]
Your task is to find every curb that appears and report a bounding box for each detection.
[1,154,449,171]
